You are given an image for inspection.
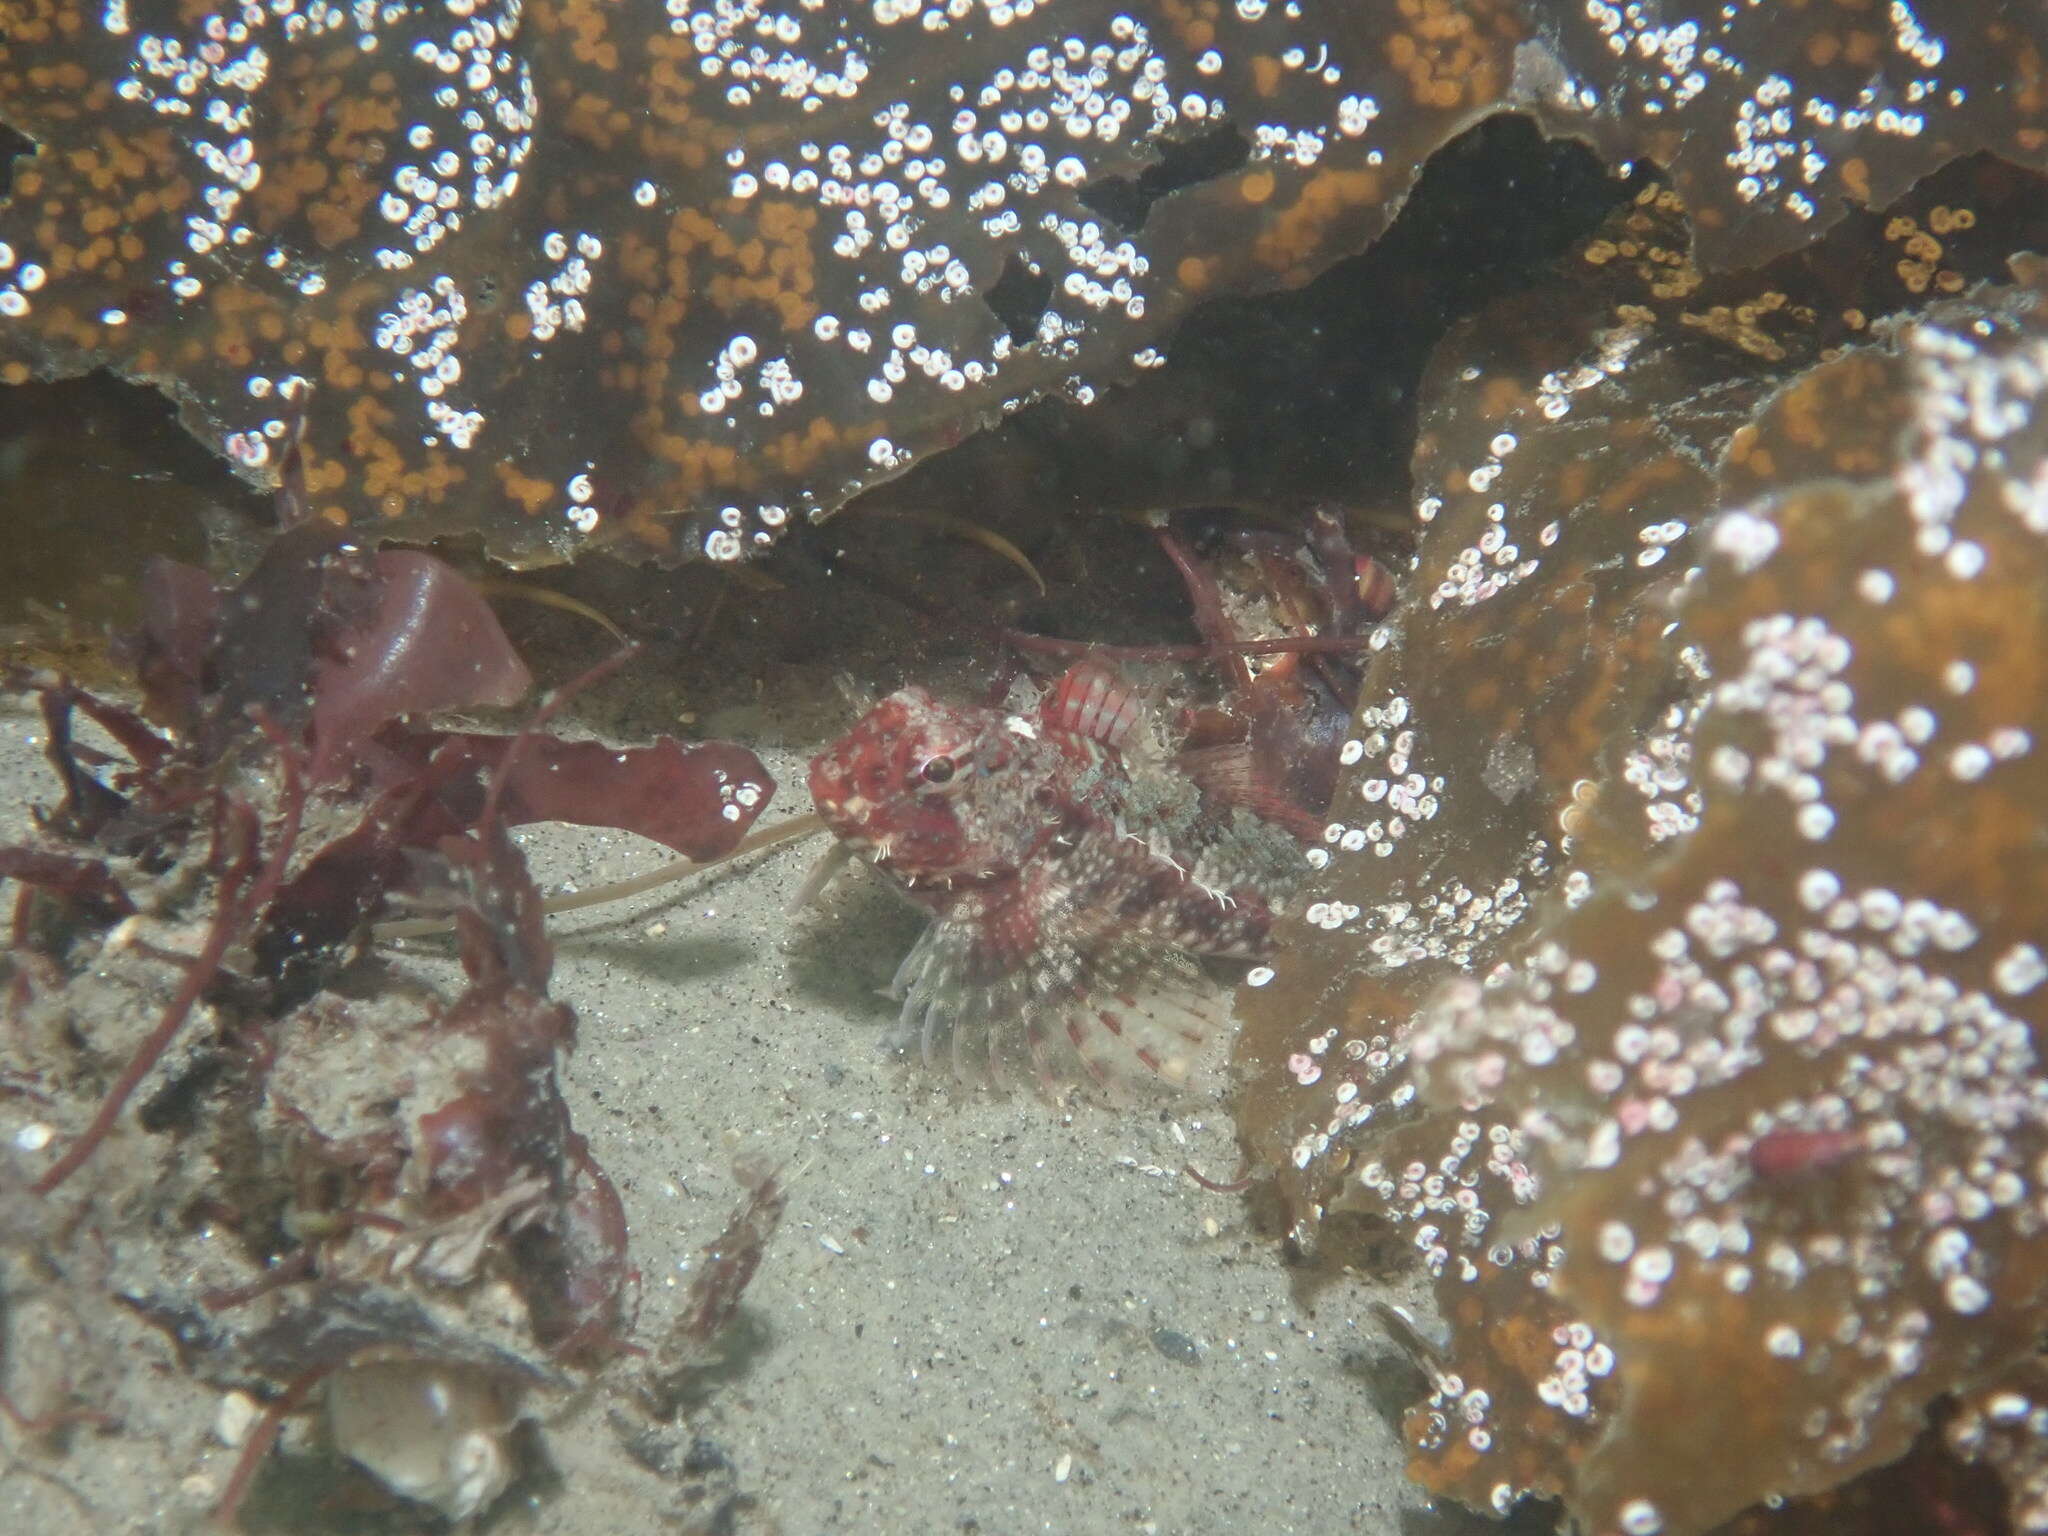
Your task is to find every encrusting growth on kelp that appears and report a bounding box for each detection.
[1235,171,2048,1536]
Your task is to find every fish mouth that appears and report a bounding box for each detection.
[809,789,871,846]
[805,752,865,823]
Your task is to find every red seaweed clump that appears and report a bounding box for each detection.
[1233,167,2048,1532]
[2,3,2043,563]
[0,527,780,1519]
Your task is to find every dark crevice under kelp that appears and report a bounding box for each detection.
[2,2,2048,1533]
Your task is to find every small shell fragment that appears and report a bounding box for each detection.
[326,1357,523,1522]
[214,1391,260,1449]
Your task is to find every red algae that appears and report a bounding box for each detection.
[0,531,787,1519]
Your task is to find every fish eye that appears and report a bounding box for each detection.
[919,754,956,785]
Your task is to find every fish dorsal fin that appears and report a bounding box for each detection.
[1039,661,1143,750]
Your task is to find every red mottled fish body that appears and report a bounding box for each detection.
[808,664,1303,1085]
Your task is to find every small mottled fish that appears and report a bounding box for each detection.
[807,661,1305,1087]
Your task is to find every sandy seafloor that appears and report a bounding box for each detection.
[0,693,1454,1536]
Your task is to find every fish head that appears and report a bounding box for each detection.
[809,687,1040,887]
